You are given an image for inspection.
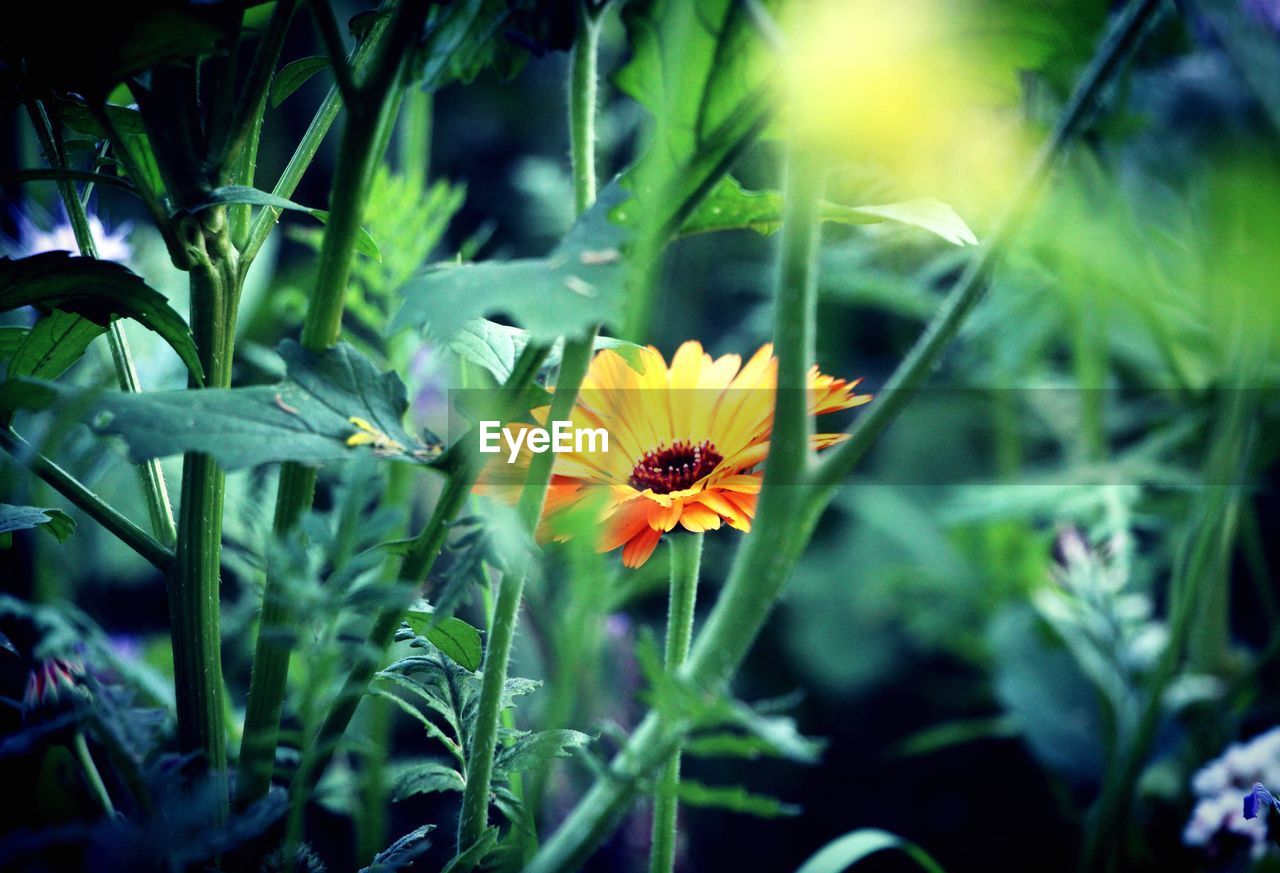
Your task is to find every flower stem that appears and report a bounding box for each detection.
[569,4,601,215]
[649,532,703,873]
[457,10,606,849]
[524,6,1165,867]
[25,98,178,547]
[72,731,115,818]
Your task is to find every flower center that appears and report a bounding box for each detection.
[628,439,723,494]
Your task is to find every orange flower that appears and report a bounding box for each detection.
[485,341,870,567]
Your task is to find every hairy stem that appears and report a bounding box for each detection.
[524,4,1164,863]
[172,235,238,817]
[649,533,703,873]
[236,0,426,808]
[569,6,601,215]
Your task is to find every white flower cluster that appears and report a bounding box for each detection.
[1184,727,1280,858]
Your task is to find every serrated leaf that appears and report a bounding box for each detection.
[361,825,435,873]
[449,318,645,383]
[8,310,106,380]
[271,56,330,107]
[0,253,202,383]
[7,340,439,470]
[393,184,627,342]
[390,761,465,801]
[679,177,977,246]
[0,504,75,547]
[793,828,947,873]
[494,728,591,775]
[405,609,483,672]
[676,781,800,818]
[190,187,381,261]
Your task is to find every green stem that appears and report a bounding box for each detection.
[25,98,178,547]
[812,0,1167,493]
[398,88,432,183]
[0,428,174,570]
[238,9,392,274]
[72,731,116,818]
[458,16,605,846]
[649,533,703,873]
[457,334,596,851]
[569,6,601,215]
[235,1,425,809]
[171,235,239,816]
[286,342,549,807]
[524,4,1165,862]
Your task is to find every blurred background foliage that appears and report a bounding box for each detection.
[2,0,1280,871]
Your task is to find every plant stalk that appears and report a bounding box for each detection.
[25,98,178,547]
[171,229,238,816]
[0,429,174,569]
[525,4,1165,865]
[236,0,426,808]
[649,532,703,873]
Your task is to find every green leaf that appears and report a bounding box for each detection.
[55,99,165,195]
[440,826,499,873]
[191,187,381,261]
[449,318,645,383]
[0,504,75,549]
[615,0,775,243]
[8,311,106,381]
[0,253,202,384]
[270,56,330,107]
[680,177,978,246]
[0,326,29,359]
[361,825,435,873]
[393,184,628,342]
[676,781,800,818]
[494,729,591,775]
[390,761,465,801]
[793,829,947,873]
[9,341,439,471]
[405,608,484,672]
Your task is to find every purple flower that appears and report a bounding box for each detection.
[1245,783,1279,820]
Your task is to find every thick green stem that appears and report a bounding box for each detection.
[236,2,424,808]
[649,533,703,873]
[524,147,826,873]
[172,238,238,815]
[238,9,391,274]
[25,99,178,547]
